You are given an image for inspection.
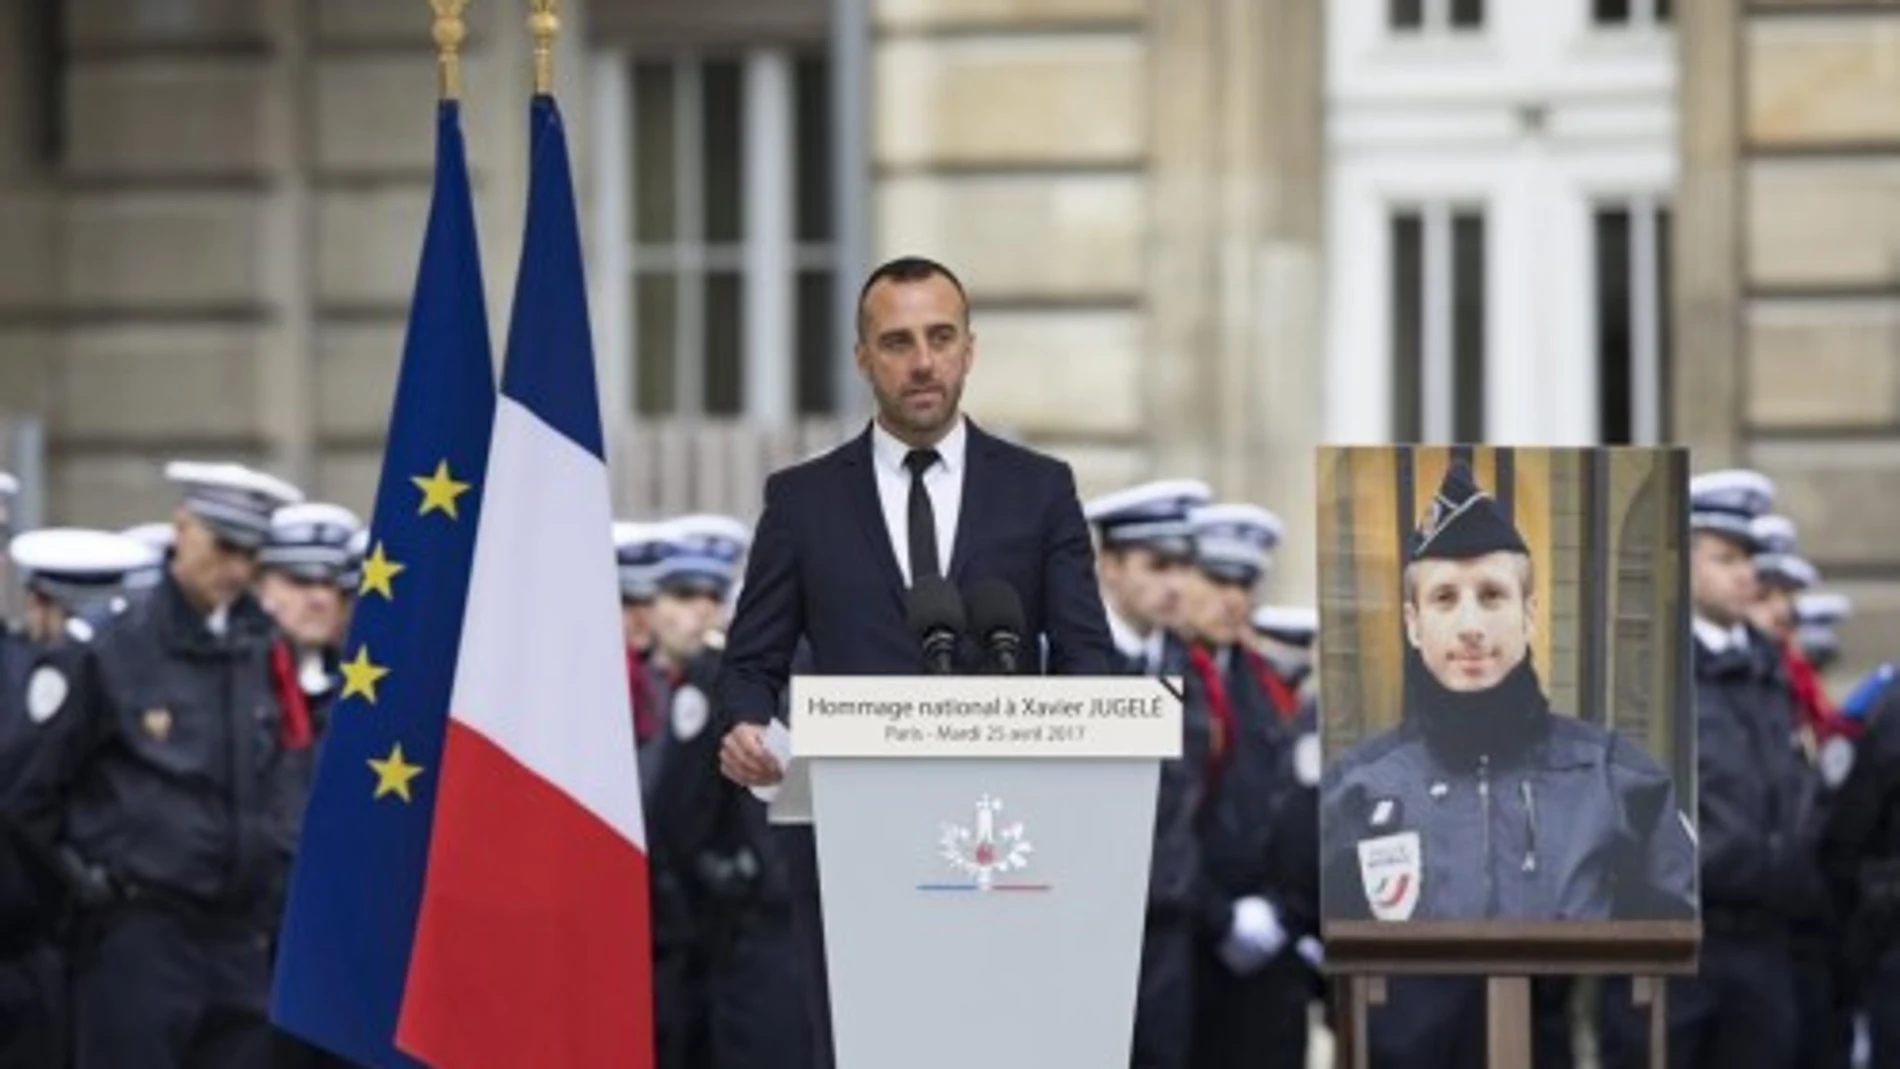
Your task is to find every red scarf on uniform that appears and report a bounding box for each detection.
[1240,645,1301,723]
[1186,644,1236,788]
[627,647,658,743]
[269,639,313,750]
[1784,641,1853,744]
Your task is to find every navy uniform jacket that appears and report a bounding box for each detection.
[0,631,68,947]
[1697,635,1821,920]
[1131,633,1204,915]
[1,575,301,918]
[1195,647,1299,933]
[715,420,1115,725]
[1320,713,1697,922]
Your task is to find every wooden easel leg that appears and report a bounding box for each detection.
[1345,976,1386,1069]
[1486,976,1532,1069]
[1632,976,1667,1068]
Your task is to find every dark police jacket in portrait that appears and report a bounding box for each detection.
[1319,657,1698,923]
[0,575,303,922]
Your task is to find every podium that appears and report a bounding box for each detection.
[769,674,1182,1069]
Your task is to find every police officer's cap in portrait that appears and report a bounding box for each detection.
[1688,468,1775,548]
[261,502,363,583]
[164,460,304,550]
[1408,461,1528,563]
[1085,478,1213,560]
[612,520,667,603]
[1251,604,1319,649]
[9,527,161,612]
[1188,502,1284,585]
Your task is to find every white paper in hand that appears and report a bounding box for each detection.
[749,719,800,812]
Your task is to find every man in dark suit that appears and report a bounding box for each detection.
[714,255,1117,1068]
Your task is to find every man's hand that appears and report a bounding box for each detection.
[719,723,784,788]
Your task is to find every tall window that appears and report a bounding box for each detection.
[1391,206,1487,442]
[1593,200,1671,444]
[629,52,839,419]
[1592,0,1671,29]
[1389,0,1485,33]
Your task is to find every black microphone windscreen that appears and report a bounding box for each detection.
[967,579,1026,639]
[906,576,966,638]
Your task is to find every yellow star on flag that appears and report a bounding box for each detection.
[339,645,391,704]
[368,743,425,803]
[357,541,406,601]
[412,460,472,520]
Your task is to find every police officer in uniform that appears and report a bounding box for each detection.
[0,460,307,1069]
[1747,516,1855,1069]
[1250,604,1319,696]
[1792,593,1849,676]
[1084,479,1211,1069]
[648,514,814,1069]
[1320,463,1696,1069]
[1823,653,1900,1069]
[0,525,154,1067]
[1179,502,1315,1069]
[1603,469,1818,1069]
[615,520,668,767]
[257,503,362,736]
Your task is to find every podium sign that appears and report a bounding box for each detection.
[785,675,1182,1069]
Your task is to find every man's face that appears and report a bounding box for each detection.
[1099,547,1189,631]
[854,275,973,443]
[1747,583,1797,643]
[23,592,64,646]
[621,600,653,651]
[1404,551,1534,693]
[170,510,258,614]
[652,590,721,662]
[1691,532,1757,628]
[1181,568,1250,647]
[258,571,345,648]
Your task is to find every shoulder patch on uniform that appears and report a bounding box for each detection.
[671,685,710,741]
[1293,732,1321,788]
[1820,735,1856,789]
[26,665,68,724]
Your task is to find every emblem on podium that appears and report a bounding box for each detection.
[922,795,1049,893]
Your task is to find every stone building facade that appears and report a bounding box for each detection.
[0,0,1893,680]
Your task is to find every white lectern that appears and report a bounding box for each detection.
[772,675,1183,1069]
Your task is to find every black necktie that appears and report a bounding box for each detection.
[904,448,941,584]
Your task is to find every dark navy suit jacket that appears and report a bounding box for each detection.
[715,419,1116,723]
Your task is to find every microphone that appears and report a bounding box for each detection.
[966,579,1027,675]
[906,577,966,675]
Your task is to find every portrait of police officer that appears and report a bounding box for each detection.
[1320,460,1698,925]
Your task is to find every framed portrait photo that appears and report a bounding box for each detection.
[1316,445,1700,975]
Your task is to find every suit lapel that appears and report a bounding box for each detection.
[844,426,908,606]
[948,422,996,585]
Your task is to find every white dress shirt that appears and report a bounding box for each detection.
[871,416,966,587]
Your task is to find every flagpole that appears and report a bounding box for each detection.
[431,0,468,101]
[529,0,560,95]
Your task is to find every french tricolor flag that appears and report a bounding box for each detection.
[395,93,654,1069]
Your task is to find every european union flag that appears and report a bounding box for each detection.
[270,99,497,1069]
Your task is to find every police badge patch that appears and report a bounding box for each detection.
[26,666,67,724]
[1820,735,1856,789]
[1357,831,1422,921]
[671,685,709,741]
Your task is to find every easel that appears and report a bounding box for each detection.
[1324,921,1694,1067]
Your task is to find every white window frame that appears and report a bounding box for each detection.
[1325,0,1676,447]
[590,48,840,425]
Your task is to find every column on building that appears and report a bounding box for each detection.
[1680,0,1900,680]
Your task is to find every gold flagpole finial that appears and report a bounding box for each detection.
[430,0,469,101]
[529,0,560,95]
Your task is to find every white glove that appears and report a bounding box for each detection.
[1217,896,1286,975]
